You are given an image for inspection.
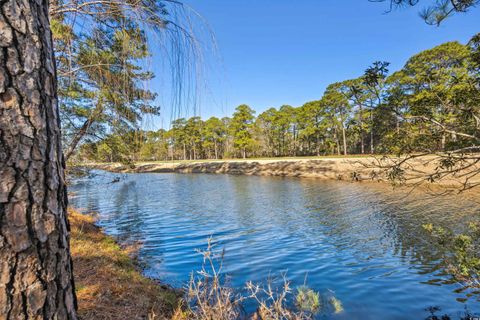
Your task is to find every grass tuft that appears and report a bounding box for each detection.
[296,286,321,313]
[329,296,344,314]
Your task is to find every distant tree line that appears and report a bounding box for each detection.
[78,36,480,163]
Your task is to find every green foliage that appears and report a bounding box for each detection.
[80,35,480,170]
[296,286,321,313]
[387,41,479,153]
[203,117,227,159]
[51,1,190,160]
[230,105,257,158]
[423,223,480,287]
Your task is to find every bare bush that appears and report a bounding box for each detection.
[173,238,336,320]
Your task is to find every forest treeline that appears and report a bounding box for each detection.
[78,37,480,163]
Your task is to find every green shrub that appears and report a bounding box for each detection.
[295,286,321,313]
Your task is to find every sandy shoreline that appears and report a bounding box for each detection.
[81,156,480,188]
[89,158,374,180]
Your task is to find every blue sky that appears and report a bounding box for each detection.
[147,0,479,129]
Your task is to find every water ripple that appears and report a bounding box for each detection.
[69,171,480,319]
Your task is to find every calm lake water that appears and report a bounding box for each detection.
[69,170,480,319]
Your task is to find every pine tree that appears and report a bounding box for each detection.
[230,105,256,159]
[0,1,77,318]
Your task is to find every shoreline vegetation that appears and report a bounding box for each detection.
[69,209,338,320]
[81,155,480,189]
[69,209,180,319]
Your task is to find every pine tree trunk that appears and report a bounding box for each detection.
[370,113,374,154]
[396,106,400,134]
[334,129,341,155]
[0,0,77,319]
[293,125,297,156]
[358,103,365,154]
[441,132,446,151]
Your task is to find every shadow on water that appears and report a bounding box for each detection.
[69,170,480,319]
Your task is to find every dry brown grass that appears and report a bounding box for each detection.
[69,209,179,320]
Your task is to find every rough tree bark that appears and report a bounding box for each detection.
[0,0,77,319]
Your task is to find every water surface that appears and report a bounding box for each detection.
[69,171,480,319]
